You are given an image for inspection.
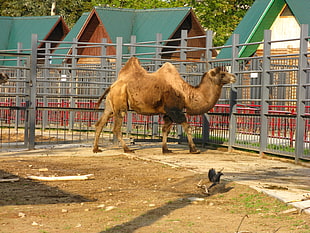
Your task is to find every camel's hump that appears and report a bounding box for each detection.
[158,62,178,73]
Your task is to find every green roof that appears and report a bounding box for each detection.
[56,7,194,61]
[0,15,65,65]
[0,15,64,50]
[96,7,191,56]
[95,7,191,43]
[217,0,310,59]
[60,12,89,42]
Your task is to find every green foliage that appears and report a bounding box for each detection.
[0,0,254,46]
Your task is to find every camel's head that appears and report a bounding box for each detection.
[0,73,9,84]
[208,67,236,86]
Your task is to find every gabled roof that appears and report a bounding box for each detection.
[217,0,310,59]
[0,15,69,51]
[94,7,193,43]
[0,15,69,65]
[60,12,90,42]
[58,6,206,62]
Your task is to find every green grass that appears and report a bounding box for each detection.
[230,193,291,215]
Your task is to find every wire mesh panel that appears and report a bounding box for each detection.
[0,29,310,161]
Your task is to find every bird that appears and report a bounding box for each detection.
[197,168,224,195]
[208,168,224,190]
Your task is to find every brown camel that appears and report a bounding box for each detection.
[93,57,235,154]
[0,73,9,84]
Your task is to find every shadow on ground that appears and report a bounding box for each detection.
[0,170,92,206]
[100,180,233,233]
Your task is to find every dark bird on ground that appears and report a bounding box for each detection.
[208,168,224,189]
[197,168,224,194]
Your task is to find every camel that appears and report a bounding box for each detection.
[0,73,9,84]
[93,57,235,154]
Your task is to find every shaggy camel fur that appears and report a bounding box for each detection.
[0,73,9,84]
[93,57,235,154]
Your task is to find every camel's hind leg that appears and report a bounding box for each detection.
[113,112,134,153]
[165,110,200,154]
[93,107,113,153]
[162,115,173,153]
[181,121,200,154]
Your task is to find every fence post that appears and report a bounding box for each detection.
[152,33,163,137]
[202,30,214,144]
[115,37,123,80]
[205,30,213,70]
[69,38,78,130]
[126,35,137,136]
[42,42,51,130]
[130,35,136,56]
[16,42,22,131]
[180,30,187,75]
[295,24,308,162]
[259,30,272,156]
[154,33,162,70]
[101,38,108,69]
[26,34,38,149]
[228,34,239,151]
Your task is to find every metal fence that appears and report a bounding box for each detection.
[0,26,309,162]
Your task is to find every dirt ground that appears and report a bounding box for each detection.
[0,144,310,233]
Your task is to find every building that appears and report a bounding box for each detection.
[217,0,310,59]
[0,15,69,65]
[60,7,213,64]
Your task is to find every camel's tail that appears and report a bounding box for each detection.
[95,86,111,109]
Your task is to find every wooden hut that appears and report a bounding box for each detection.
[0,15,69,65]
[62,7,214,64]
[217,0,310,59]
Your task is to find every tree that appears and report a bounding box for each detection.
[0,0,86,28]
[191,0,254,46]
[0,0,254,46]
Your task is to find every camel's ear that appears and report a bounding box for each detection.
[210,67,221,76]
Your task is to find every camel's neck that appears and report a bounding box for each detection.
[184,77,223,115]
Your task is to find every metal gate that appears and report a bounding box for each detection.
[0,28,309,162]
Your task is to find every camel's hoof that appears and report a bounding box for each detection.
[163,149,173,154]
[93,148,102,153]
[190,150,201,154]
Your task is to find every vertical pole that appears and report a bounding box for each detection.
[100,38,107,70]
[115,37,123,80]
[180,30,187,75]
[69,38,78,130]
[130,35,136,56]
[205,30,213,70]
[154,33,162,70]
[177,30,188,142]
[295,24,308,162]
[259,30,272,156]
[203,30,213,144]
[152,33,163,138]
[228,34,239,151]
[100,38,107,91]
[126,35,137,136]
[114,37,123,142]
[27,34,38,149]
[16,42,22,131]
[42,42,51,130]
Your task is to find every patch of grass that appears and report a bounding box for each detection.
[231,193,290,215]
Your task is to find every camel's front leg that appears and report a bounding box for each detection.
[113,113,134,153]
[162,115,173,153]
[181,121,200,154]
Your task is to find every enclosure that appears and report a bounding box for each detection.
[0,25,310,161]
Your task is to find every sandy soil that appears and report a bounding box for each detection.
[0,144,309,233]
